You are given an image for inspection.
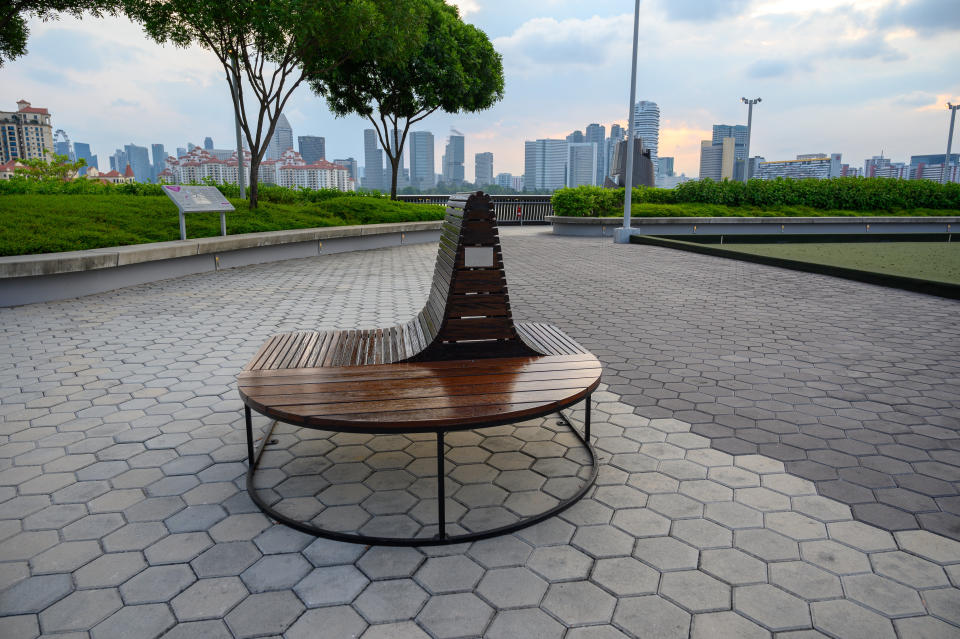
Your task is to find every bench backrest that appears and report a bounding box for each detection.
[406,192,541,361]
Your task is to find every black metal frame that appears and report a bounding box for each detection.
[243,394,596,546]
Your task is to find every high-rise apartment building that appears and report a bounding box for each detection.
[658,157,675,177]
[567,143,598,187]
[566,130,584,143]
[0,100,54,163]
[524,139,567,192]
[475,152,494,186]
[109,149,128,173]
[585,124,606,185]
[266,114,294,160]
[442,130,465,185]
[756,153,842,180]
[699,138,736,181]
[176,147,187,158]
[605,124,625,182]
[333,157,358,183]
[151,143,166,182]
[408,131,435,191]
[298,136,326,164]
[73,142,97,175]
[632,101,660,167]
[204,137,214,150]
[495,172,513,188]
[362,129,384,191]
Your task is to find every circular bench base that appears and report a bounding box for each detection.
[244,404,598,546]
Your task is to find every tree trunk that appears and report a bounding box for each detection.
[249,161,260,210]
[390,154,400,200]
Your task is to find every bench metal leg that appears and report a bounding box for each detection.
[585,393,592,440]
[245,405,254,466]
[437,431,446,540]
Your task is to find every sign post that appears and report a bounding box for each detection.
[162,185,235,240]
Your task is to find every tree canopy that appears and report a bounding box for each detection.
[12,152,86,181]
[307,0,504,199]
[1,0,118,67]
[123,0,420,208]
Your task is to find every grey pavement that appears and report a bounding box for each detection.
[0,226,958,638]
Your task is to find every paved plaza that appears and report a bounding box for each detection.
[1,227,959,638]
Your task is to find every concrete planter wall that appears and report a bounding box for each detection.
[0,221,441,307]
[547,215,959,237]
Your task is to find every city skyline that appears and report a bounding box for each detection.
[0,1,958,179]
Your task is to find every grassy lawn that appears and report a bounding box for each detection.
[702,241,960,285]
[0,194,444,256]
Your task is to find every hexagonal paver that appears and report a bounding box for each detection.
[894,530,960,564]
[826,521,896,552]
[417,593,493,638]
[294,565,369,607]
[191,541,262,578]
[671,519,732,549]
[360,621,432,639]
[871,551,949,588]
[476,567,548,608]
[353,579,429,623]
[240,553,313,592]
[769,561,842,600]
[527,545,592,582]
[542,580,616,625]
[357,546,425,579]
[286,605,367,639]
[39,589,123,633]
[120,564,197,604]
[0,573,73,615]
[75,552,147,588]
[170,577,247,621]
[800,540,870,575]
[613,595,690,639]
[91,603,176,639]
[634,536,699,571]
[589,556,660,595]
[659,570,730,613]
[691,610,770,639]
[700,548,766,586]
[415,555,484,593]
[841,573,925,617]
[735,529,799,562]
[811,599,895,639]
[766,512,827,541]
[734,584,811,632]
[484,608,565,639]
[224,591,305,638]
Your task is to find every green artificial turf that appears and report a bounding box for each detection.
[710,241,960,285]
[0,194,444,256]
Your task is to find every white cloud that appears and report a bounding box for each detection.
[493,15,632,74]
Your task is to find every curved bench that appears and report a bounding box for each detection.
[238,192,602,544]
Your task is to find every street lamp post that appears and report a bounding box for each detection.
[943,103,959,185]
[615,0,641,244]
[741,97,761,183]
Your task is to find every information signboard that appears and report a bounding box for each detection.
[162,185,235,240]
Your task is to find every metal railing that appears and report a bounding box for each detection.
[396,194,554,224]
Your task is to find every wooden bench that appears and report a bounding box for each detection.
[237,192,602,545]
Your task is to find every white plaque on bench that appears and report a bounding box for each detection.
[464,246,494,268]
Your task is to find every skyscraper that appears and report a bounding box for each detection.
[442,130,465,185]
[124,143,152,183]
[585,124,606,185]
[109,149,127,173]
[712,124,748,179]
[363,129,384,191]
[524,139,567,192]
[699,124,748,181]
[566,130,584,143]
[567,143,597,187]
[605,124,625,182]
[475,152,494,185]
[73,142,97,175]
[389,129,407,189]
[408,131,435,191]
[151,143,166,182]
[267,114,294,160]
[176,147,187,158]
[658,157,675,177]
[632,100,660,167]
[204,137,214,150]
[298,136,326,164]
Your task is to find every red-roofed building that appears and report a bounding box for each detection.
[85,165,135,185]
[163,146,251,186]
[265,149,354,192]
[1,100,54,164]
[0,159,25,180]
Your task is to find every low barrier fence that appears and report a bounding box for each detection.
[396,195,553,224]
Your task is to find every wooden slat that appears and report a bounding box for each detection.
[447,294,509,318]
[245,374,602,406]
[440,317,515,341]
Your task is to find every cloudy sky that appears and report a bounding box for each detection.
[2,0,958,179]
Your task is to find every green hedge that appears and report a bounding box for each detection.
[552,178,960,216]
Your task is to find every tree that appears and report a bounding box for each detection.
[124,0,418,209]
[1,0,117,67]
[307,0,504,199]
[12,152,86,181]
